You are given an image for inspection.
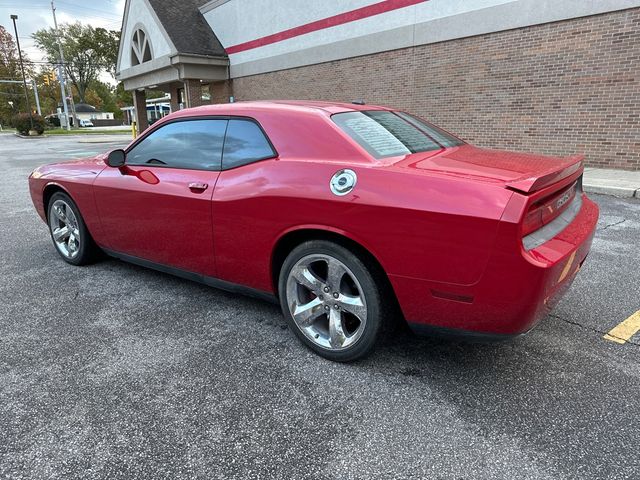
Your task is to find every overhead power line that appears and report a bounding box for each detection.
[23,59,115,68]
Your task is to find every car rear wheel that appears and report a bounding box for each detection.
[279,240,386,362]
[47,192,98,266]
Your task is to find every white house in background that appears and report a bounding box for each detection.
[74,103,114,121]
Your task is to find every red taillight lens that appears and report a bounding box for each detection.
[522,204,544,236]
[522,182,577,237]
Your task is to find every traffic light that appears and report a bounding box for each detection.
[43,71,56,86]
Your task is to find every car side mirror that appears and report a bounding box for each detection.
[106,149,126,168]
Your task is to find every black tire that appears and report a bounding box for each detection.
[278,240,388,362]
[47,191,99,266]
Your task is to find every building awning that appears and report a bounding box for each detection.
[118,53,228,91]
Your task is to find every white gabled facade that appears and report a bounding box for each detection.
[116,0,175,76]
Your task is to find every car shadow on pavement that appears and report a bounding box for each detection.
[362,321,638,479]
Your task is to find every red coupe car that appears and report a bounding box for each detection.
[29,101,599,361]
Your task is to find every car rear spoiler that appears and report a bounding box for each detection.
[506,155,584,194]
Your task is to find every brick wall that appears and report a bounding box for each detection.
[209,80,233,104]
[232,9,640,170]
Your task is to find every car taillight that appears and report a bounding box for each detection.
[522,182,577,237]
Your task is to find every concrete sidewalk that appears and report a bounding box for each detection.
[583,168,640,198]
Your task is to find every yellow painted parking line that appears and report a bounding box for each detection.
[604,310,640,344]
[558,251,576,284]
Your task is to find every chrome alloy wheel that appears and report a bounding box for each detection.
[285,254,368,351]
[49,199,81,259]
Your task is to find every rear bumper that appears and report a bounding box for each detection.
[392,193,599,337]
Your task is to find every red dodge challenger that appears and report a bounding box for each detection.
[29,101,599,361]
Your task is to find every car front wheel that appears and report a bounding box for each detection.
[279,240,387,362]
[47,192,98,266]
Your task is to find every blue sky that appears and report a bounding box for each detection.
[0,0,125,64]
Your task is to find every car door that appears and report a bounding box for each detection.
[93,118,227,277]
[212,118,279,289]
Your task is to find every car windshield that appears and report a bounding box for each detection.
[332,110,464,159]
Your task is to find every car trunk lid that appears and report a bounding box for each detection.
[397,144,584,193]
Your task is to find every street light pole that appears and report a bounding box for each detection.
[10,14,34,131]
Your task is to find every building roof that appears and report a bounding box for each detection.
[74,103,100,113]
[147,0,227,58]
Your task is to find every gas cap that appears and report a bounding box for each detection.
[330,169,357,196]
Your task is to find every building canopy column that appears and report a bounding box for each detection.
[169,83,180,112]
[133,89,149,133]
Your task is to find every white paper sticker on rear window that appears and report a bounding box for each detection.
[340,114,411,158]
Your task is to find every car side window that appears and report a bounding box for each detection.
[127,119,227,170]
[222,119,276,169]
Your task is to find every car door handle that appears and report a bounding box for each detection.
[188,182,209,192]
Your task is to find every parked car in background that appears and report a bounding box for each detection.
[78,119,94,128]
[28,101,599,361]
[44,114,60,128]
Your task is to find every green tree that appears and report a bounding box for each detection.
[93,28,120,78]
[91,81,119,113]
[32,22,119,103]
[0,25,34,123]
[83,88,104,110]
[114,81,132,106]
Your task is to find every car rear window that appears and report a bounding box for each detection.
[332,110,463,159]
[395,112,464,149]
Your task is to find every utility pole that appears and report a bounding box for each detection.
[31,80,42,116]
[55,65,70,129]
[10,14,34,130]
[51,0,74,130]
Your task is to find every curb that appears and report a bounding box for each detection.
[14,133,47,139]
[13,133,131,141]
[583,184,639,199]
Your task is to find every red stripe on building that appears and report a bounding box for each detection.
[226,0,428,54]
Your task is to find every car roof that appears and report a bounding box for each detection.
[179,100,393,117]
[265,100,391,112]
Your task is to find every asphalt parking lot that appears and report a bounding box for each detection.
[0,133,638,479]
